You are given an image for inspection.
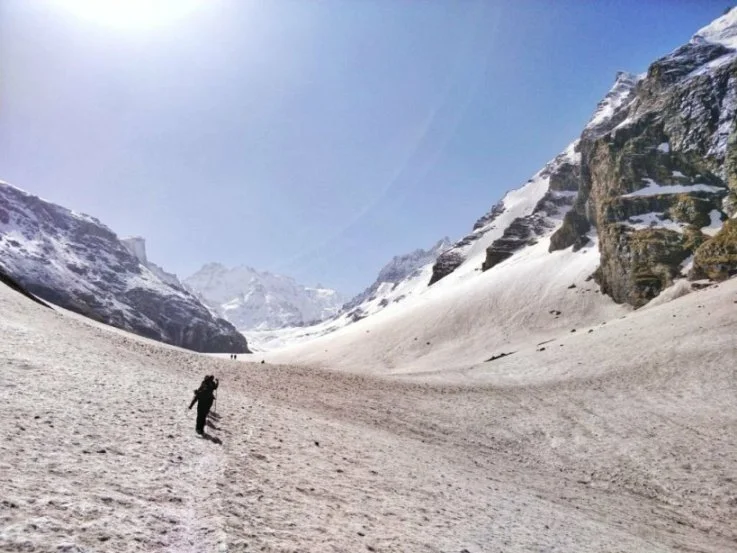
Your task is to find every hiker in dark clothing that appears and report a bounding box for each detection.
[189,375,219,434]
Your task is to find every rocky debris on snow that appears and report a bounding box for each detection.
[484,351,514,363]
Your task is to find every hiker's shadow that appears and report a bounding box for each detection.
[206,420,220,431]
[201,432,222,445]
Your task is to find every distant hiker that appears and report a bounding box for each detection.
[189,374,219,435]
[234,354,238,361]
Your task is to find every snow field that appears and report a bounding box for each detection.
[2,268,737,551]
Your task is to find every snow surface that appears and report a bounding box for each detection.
[693,7,737,50]
[2,261,737,551]
[184,264,345,331]
[623,178,725,197]
[584,72,641,131]
[264,233,625,374]
[702,209,725,236]
[657,142,670,153]
[624,212,687,234]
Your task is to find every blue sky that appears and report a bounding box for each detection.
[0,0,730,295]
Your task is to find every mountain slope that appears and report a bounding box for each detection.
[342,238,451,320]
[0,181,249,353]
[184,263,345,330]
[551,9,737,305]
[244,239,451,350]
[267,9,737,371]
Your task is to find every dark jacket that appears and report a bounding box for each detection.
[189,377,219,410]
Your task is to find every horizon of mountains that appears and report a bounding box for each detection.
[1,8,736,355]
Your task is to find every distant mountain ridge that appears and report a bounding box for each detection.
[341,238,451,320]
[184,263,345,330]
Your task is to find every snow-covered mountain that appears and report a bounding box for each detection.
[183,263,345,330]
[264,8,737,369]
[342,238,451,320]
[0,182,249,353]
[243,239,452,350]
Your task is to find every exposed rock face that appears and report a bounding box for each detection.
[549,11,737,306]
[429,205,506,285]
[480,148,583,272]
[692,218,737,279]
[428,249,465,286]
[0,182,249,353]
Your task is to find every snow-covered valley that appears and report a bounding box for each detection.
[3,7,737,553]
[1,260,736,552]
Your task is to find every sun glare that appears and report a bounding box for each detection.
[55,0,202,30]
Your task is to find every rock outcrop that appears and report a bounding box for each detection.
[0,182,249,353]
[548,11,737,306]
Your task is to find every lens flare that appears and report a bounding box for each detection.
[56,0,202,30]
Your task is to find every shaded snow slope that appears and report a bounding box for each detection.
[1,268,736,552]
[0,181,248,353]
[184,263,344,330]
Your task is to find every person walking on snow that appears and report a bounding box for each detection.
[189,374,218,435]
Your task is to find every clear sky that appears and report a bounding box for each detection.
[0,0,730,296]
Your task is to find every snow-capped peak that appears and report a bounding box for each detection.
[693,7,737,50]
[584,71,642,131]
[184,264,345,330]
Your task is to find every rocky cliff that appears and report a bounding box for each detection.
[0,182,249,353]
[548,10,737,306]
[423,9,737,310]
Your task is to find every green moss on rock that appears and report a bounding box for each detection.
[692,218,737,280]
[666,194,713,227]
[596,226,692,307]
